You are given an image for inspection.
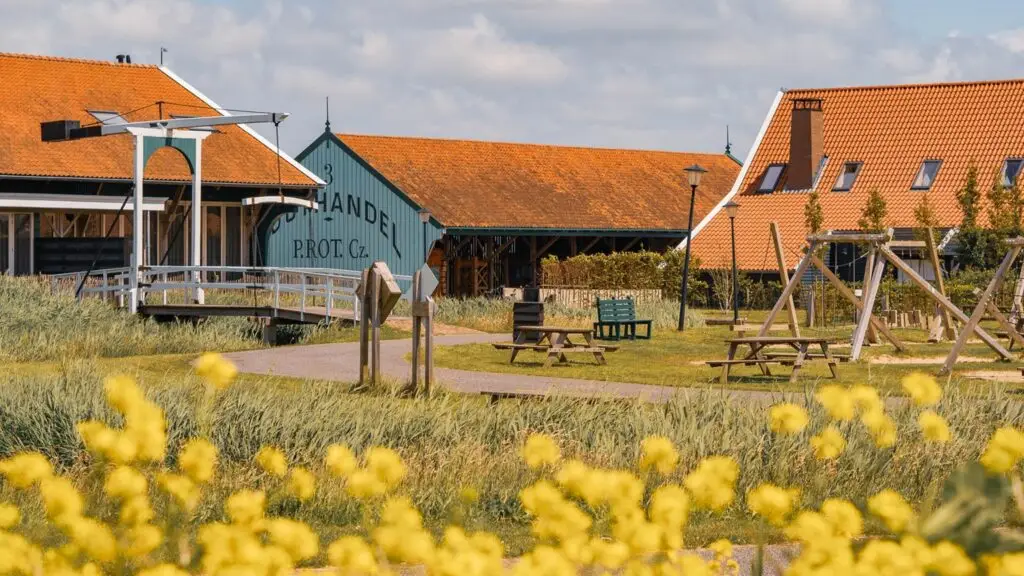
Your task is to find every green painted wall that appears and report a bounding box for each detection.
[265,133,442,278]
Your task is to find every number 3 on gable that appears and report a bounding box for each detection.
[323,163,334,185]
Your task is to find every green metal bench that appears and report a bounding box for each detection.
[593,297,652,341]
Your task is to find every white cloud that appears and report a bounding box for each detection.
[990,28,1024,54]
[354,32,392,67]
[58,0,195,42]
[776,0,856,21]
[272,65,375,99]
[418,14,568,84]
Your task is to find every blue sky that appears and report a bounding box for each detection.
[2,0,1024,158]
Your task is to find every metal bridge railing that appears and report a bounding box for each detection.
[48,265,414,324]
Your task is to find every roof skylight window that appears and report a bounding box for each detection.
[758,164,785,193]
[911,160,942,190]
[832,162,862,192]
[1003,159,1024,187]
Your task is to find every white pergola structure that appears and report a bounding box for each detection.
[42,113,291,313]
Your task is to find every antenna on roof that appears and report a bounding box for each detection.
[325,96,331,133]
[725,125,732,156]
[160,47,168,66]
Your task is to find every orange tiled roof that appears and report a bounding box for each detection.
[0,53,319,188]
[693,79,1024,271]
[337,134,740,231]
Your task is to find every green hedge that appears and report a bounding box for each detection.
[540,250,709,306]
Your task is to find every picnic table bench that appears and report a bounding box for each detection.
[593,297,652,340]
[493,326,618,367]
[706,336,841,384]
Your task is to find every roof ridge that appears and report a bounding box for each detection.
[786,76,1024,94]
[0,51,157,68]
[336,132,728,157]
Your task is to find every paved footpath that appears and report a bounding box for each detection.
[225,333,784,404]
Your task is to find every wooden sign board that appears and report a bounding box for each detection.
[373,261,403,321]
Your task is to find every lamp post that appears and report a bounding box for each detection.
[678,164,707,331]
[418,208,432,263]
[724,201,740,323]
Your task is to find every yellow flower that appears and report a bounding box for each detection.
[226,489,266,527]
[769,403,809,434]
[684,456,739,512]
[136,564,191,576]
[816,385,856,421]
[861,408,897,448]
[918,410,952,443]
[194,352,238,389]
[123,524,163,558]
[255,446,288,477]
[120,495,155,526]
[328,535,379,575]
[103,465,147,500]
[821,498,863,538]
[649,484,690,549]
[0,452,53,488]
[747,483,800,526]
[810,426,846,460]
[287,467,316,501]
[709,538,733,559]
[0,503,20,529]
[39,476,83,524]
[980,427,1024,474]
[157,473,200,513]
[998,553,1024,576]
[868,489,915,534]
[521,433,561,469]
[345,469,387,500]
[104,374,145,415]
[459,485,480,505]
[325,444,358,478]
[851,384,883,413]
[857,540,923,575]
[902,372,942,406]
[178,438,218,484]
[639,435,679,474]
[266,518,320,562]
[366,447,407,489]
[64,516,117,563]
[929,541,976,576]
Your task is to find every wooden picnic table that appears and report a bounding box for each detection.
[493,326,618,367]
[707,336,841,384]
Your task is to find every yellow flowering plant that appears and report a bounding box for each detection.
[0,359,1022,575]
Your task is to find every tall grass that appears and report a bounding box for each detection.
[430,297,705,333]
[0,277,260,362]
[1,363,1019,549]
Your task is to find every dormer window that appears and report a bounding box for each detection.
[758,164,785,193]
[832,162,862,192]
[1003,159,1024,187]
[87,110,127,126]
[912,160,942,190]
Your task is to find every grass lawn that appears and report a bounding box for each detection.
[431,319,1024,393]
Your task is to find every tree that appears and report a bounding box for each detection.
[956,163,989,269]
[858,188,888,233]
[987,168,1014,233]
[804,189,824,235]
[914,193,939,230]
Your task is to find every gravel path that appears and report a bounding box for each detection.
[224,333,785,404]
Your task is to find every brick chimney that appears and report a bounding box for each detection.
[788,98,824,190]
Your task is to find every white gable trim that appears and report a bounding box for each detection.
[677,90,785,249]
[158,66,326,187]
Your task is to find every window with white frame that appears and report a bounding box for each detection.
[87,110,127,125]
[758,164,785,193]
[832,162,862,192]
[1003,159,1024,187]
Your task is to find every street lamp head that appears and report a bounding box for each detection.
[724,200,740,219]
[684,164,707,188]
[418,208,431,224]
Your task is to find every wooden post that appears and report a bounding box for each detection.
[850,251,885,360]
[759,243,816,336]
[940,243,1023,375]
[410,270,421,394]
[987,299,1024,350]
[878,245,1013,365]
[425,296,434,396]
[358,269,370,387]
[810,254,906,352]
[925,227,956,341]
[862,251,879,344]
[371,268,382,386]
[770,222,800,337]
